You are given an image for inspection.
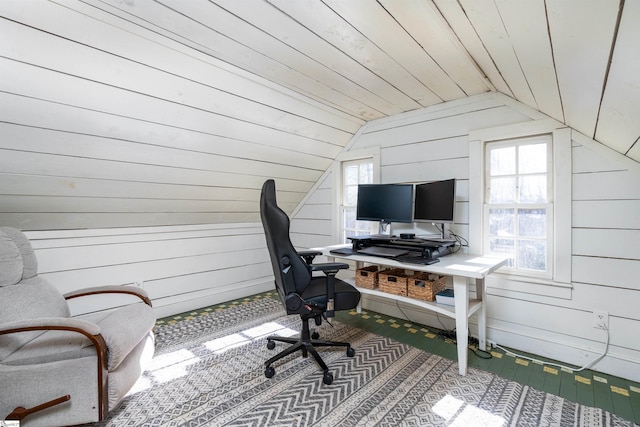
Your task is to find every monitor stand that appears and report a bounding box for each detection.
[377,220,392,236]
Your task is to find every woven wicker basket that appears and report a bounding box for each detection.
[378,268,411,296]
[355,265,379,289]
[407,272,446,302]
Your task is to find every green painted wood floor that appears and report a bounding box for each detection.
[159,291,640,425]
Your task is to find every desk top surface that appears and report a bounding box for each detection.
[317,244,508,279]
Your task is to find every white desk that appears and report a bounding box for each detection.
[319,245,507,375]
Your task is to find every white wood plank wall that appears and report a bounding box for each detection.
[0,1,361,231]
[291,94,640,382]
[25,223,273,319]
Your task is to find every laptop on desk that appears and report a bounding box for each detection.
[329,247,357,256]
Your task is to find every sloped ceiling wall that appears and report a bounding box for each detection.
[1,0,638,229]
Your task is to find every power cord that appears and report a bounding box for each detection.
[394,301,492,359]
[492,325,610,372]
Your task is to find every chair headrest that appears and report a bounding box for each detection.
[0,227,38,286]
[261,179,276,204]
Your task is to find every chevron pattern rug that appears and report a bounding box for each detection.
[95,297,637,427]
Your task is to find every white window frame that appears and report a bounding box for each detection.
[484,135,554,279]
[469,121,571,286]
[341,158,375,242]
[331,147,380,243]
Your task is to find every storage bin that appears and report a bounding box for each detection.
[355,265,379,289]
[378,268,411,296]
[407,272,446,302]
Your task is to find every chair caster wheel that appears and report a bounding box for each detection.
[323,371,333,385]
[311,331,320,339]
[346,347,355,357]
[267,340,276,350]
[265,366,275,378]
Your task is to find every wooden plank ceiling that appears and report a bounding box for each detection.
[1,0,638,229]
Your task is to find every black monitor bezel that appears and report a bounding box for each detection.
[413,178,457,224]
[356,183,414,224]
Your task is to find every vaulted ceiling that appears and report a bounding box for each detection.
[1,0,639,230]
[87,0,638,161]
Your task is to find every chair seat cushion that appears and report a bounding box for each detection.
[301,278,361,310]
[83,302,156,371]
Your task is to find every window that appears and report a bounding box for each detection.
[484,135,553,277]
[341,158,373,243]
[469,122,571,287]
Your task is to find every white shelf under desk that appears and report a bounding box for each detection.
[316,244,508,376]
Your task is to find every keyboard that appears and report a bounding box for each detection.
[357,246,409,257]
[394,254,440,265]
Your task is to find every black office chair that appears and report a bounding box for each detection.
[259,179,361,384]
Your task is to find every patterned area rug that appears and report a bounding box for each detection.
[95,297,638,427]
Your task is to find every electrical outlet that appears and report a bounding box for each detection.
[593,310,608,330]
[487,340,497,349]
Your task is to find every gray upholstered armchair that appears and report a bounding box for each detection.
[0,227,156,426]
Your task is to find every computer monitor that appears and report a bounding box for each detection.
[356,184,414,231]
[413,178,456,224]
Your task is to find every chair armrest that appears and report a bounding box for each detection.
[298,250,322,265]
[309,262,350,274]
[309,262,349,318]
[64,285,152,307]
[0,317,101,336]
[0,317,110,420]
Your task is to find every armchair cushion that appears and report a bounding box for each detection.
[0,278,70,362]
[82,302,156,370]
[0,234,22,286]
[0,226,38,282]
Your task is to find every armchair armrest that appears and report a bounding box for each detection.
[0,317,101,336]
[0,317,110,420]
[310,262,349,318]
[64,285,152,307]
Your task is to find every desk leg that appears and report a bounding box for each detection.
[453,276,469,376]
[476,278,486,352]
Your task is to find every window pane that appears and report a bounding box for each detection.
[519,144,547,174]
[489,238,514,267]
[344,185,358,206]
[490,147,516,175]
[519,175,547,203]
[359,163,373,183]
[489,208,514,236]
[344,164,359,186]
[518,208,546,238]
[489,177,516,203]
[344,208,356,229]
[517,240,546,271]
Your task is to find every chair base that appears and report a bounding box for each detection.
[264,319,355,385]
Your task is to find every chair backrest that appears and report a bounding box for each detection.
[0,226,38,286]
[260,179,311,302]
[0,227,70,361]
